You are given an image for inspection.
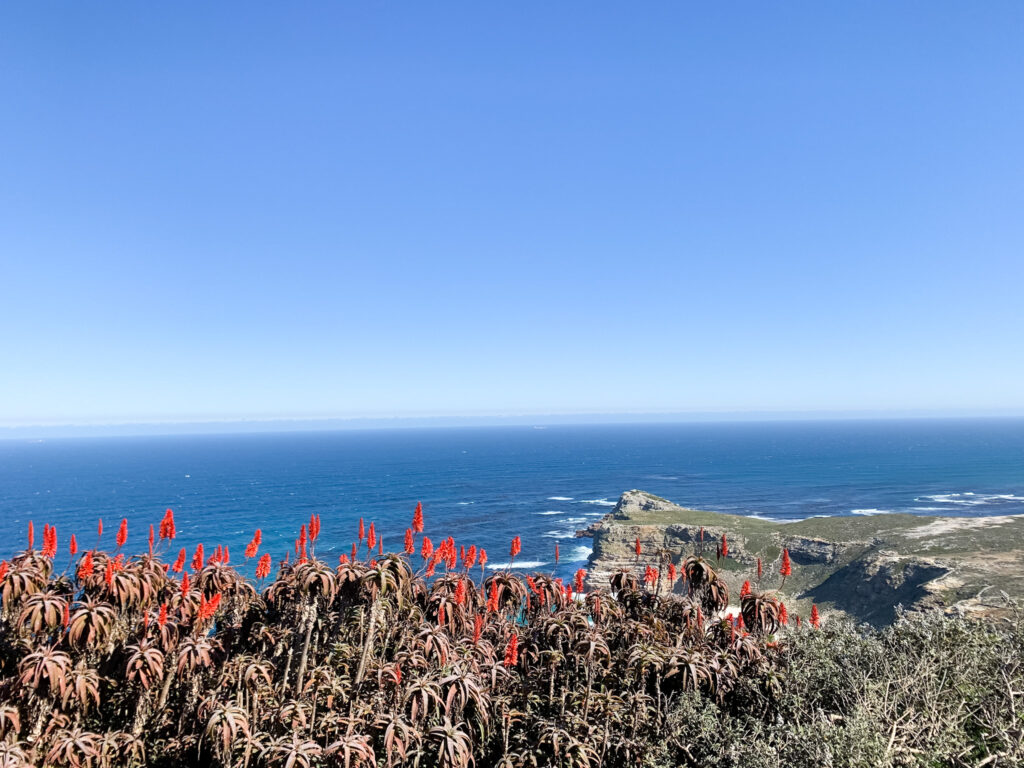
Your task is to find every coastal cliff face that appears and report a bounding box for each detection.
[582,490,1024,625]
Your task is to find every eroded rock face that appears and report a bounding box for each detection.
[581,490,1024,625]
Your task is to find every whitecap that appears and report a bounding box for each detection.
[851,508,890,516]
[486,560,547,570]
[535,511,564,516]
[547,496,574,501]
[542,529,576,539]
[570,545,593,561]
[579,499,616,507]
[456,501,474,506]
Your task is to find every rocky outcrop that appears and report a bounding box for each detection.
[583,490,1024,625]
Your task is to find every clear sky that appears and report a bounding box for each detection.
[1,2,1023,427]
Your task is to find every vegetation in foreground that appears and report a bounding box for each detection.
[0,508,1022,767]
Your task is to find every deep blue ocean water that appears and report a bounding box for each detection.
[1,420,1023,579]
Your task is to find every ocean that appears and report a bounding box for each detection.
[1,419,1023,579]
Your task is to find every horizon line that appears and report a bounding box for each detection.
[2,408,1023,440]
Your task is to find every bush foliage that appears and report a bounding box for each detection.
[0,512,1021,767]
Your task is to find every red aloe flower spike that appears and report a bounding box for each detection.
[780,548,792,586]
[554,543,559,563]
[28,521,34,550]
[779,602,789,625]
[158,603,168,627]
[97,518,103,539]
[574,569,586,595]
[367,523,376,552]
[378,535,383,556]
[421,536,433,560]
[351,542,358,562]
[465,545,477,569]
[454,579,466,605]
[181,572,190,599]
[635,537,641,557]
[0,561,9,581]
[459,545,465,564]
[299,525,307,548]
[510,536,521,559]
[438,604,445,625]
[255,553,271,580]
[172,548,186,573]
[104,560,114,587]
[78,551,94,579]
[148,524,154,554]
[757,557,763,581]
[62,602,70,628]
[116,519,128,549]
[245,530,261,559]
[504,633,519,667]
[721,534,728,559]
[810,604,820,628]
[795,615,801,627]
[404,528,415,555]
[412,501,424,534]
[358,518,365,541]
[338,554,349,565]
[69,534,78,556]
[473,614,483,644]
[479,548,487,572]
[191,543,204,572]
[488,582,499,612]
[668,562,677,583]
[740,580,751,598]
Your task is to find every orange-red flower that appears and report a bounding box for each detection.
[465,545,477,569]
[510,536,521,558]
[668,562,677,583]
[810,604,820,628]
[78,551,94,579]
[404,528,415,555]
[97,518,103,538]
[159,508,176,540]
[191,544,204,572]
[255,553,272,580]
[780,548,792,580]
[554,543,559,563]
[358,518,365,541]
[28,521,34,550]
[574,569,586,595]
[0,561,9,581]
[367,523,376,552]
[479,549,488,569]
[454,579,466,605]
[740,580,751,598]
[158,603,168,627]
[503,633,518,667]
[721,534,728,559]
[757,557,763,581]
[69,534,78,556]
[412,501,423,534]
[171,548,185,573]
[245,529,261,559]
[116,519,128,549]
[421,536,434,560]
[635,538,641,557]
[779,602,788,625]
[473,614,483,644]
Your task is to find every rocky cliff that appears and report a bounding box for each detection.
[581,490,1024,625]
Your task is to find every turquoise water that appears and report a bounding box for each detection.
[1,419,1022,578]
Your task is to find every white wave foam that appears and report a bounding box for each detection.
[916,492,1024,506]
[536,511,564,516]
[851,508,890,516]
[911,506,946,512]
[579,499,616,507]
[570,545,593,561]
[542,529,577,539]
[456,501,474,506]
[563,517,587,524]
[486,561,547,570]
[548,496,574,501]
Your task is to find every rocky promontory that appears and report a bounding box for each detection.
[581,490,1024,624]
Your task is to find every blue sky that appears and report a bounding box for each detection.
[1,3,1023,427]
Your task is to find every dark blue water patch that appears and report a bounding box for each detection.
[1,419,1022,579]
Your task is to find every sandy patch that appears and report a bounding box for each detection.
[902,514,1024,539]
